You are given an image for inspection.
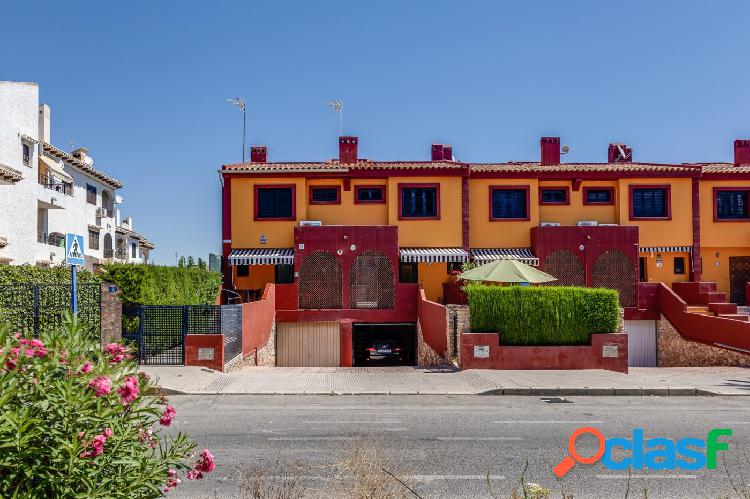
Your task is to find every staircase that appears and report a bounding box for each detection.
[672,282,749,322]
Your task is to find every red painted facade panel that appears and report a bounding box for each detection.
[185,334,225,372]
[241,284,276,359]
[417,288,448,356]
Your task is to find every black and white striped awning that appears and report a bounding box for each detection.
[399,248,469,263]
[639,246,692,253]
[229,248,294,265]
[471,248,539,267]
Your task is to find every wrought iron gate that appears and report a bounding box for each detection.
[221,304,243,362]
[729,257,750,306]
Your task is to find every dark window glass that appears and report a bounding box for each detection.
[492,189,527,219]
[22,143,30,165]
[311,187,338,203]
[447,262,463,274]
[88,230,99,250]
[674,257,686,275]
[237,265,250,277]
[357,186,384,202]
[541,188,567,204]
[639,257,647,282]
[86,184,97,205]
[275,264,295,284]
[401,187,437,218]
[131,242,137,258]
[257,187,293,219]
[399,262,418,283]
[716,190,749,220]
[586,189,612,204]
[632,188,668,218]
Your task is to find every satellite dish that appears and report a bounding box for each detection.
[561,145,570,154]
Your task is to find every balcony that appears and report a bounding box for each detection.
[38,232,65,247]
[38,173,73,196]
[115,249,128,260]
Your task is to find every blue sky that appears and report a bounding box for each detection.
[3,1,750,263]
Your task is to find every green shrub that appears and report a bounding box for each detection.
[0,264,101,285]
[101,264,221,305]
[465,284,620,345]
[0,315,215,497]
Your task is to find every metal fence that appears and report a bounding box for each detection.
[0,284,101,338]
[221,304,243,362]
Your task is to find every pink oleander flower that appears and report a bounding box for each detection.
[159,405,176,426]
[88,376,112,397]
[79,362,93,374]
[117,375,139,404]
[13,333,21,340]
[104,343,131,364]
[188,449,216,480]
[164,469,181,493]
[103,428,113,438]
[80,429,113,459]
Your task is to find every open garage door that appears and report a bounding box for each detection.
[276,322,340,367]
[353,323,416,367]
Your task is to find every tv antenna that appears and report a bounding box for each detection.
[326,99,344,135]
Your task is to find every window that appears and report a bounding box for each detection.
[674,257,686,275]
[399,262,418,283]
[399,184,439,219]
[539,187,569,205]
[355,185,385,204]
[715,189,750,220]
[309,186,340,205]
[584,187,614,205]
[630,186,670,219]
[255,185,295,220]
[447,262,463,274]
[491,187,529,220]
[88,230,99,250]
[22,143,31,166]
[131,242,137,258]
[275,264,295,284]
[86,184,97,205]
[236,265,250,277]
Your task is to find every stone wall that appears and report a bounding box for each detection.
[256,322,276,367]
[100,282,121,345]
[416,320,446,366]
[447,304,470,364]
[657,315,750,367]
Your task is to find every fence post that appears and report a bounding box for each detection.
[137,305,143,363]
[182,306,188,365]
[33,286,39,337]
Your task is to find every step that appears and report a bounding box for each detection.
[718,314,750,322]
[686,306,712,316]
[708,302,738,315]
[698,281,718,293]
[701,292,727,304]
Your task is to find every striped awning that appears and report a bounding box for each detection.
[399,248,469,263]
[229,248,294,265]
[471,248,539,267]
[640,246,692,253]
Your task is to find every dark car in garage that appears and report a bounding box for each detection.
[365,341,404,365]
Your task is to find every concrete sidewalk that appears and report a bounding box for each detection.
[141,365,750,396]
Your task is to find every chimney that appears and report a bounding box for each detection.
[540,137,560,165]
[38,104,50,143]
[608,143,633,163]
[339,136,358,164]
[735,140,750,166]
[250,146,267,163]
[71,147,93,165]
[431,144,454,161]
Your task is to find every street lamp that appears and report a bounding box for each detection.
[227,97,247,162]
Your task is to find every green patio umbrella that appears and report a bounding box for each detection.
[458,258,557,284]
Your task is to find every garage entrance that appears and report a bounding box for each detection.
[352,323,417,367]
[276,322,340,367]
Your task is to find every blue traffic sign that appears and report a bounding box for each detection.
[65,233,85,266]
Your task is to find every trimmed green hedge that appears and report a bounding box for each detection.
[0,265,101,285]
[101,264,221,305]
[465,284,620,346]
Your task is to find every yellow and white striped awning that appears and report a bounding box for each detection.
[471,248,539,267]
[399,248,469,263]
[229,248,294,265]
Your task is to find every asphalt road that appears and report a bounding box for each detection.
[169,395,750,499]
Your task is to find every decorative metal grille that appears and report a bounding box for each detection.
[541,250,585,287]
[137,306,185,365]
[298,251,342,309]
[0,284,100,338]
[349,251,395,309]
[592,250,636,307]
[221,304,243,362]
[729,257,750,306]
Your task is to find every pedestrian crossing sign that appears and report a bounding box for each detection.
[65,233,85,266]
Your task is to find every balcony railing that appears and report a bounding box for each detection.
[115,249,128,260]
[38,174,73,196]
[104,249,114,258]
[38,232,65,247]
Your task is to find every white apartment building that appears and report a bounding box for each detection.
[0,81,155,269]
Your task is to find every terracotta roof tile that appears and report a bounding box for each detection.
[42,142,123,188]
[221,160,466,172]
[469,162,701,174]
[698,163,750,174]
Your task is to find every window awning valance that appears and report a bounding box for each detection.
[471,248,539,267]
[40,155,73,182]
[639,246,692,253]
[229,248,294,265]
[399,248,469,263]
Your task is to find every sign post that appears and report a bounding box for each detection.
[65,233,85,315]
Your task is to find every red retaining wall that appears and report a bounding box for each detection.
[418,288,448,357]
[185,334,224,372]
[460,333,629,373]
[242,284,276,359]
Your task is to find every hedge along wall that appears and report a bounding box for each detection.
[101,264,222,305]
[0,265,101,285]
[465,284,620,346]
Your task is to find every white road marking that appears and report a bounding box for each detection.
[302,420,402,424]
[268,437,359,441]
[596,474,697,479]
[493,420,604,424]
[721,421,750,425]
[257,474,506,481]
[438,437,522,441]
